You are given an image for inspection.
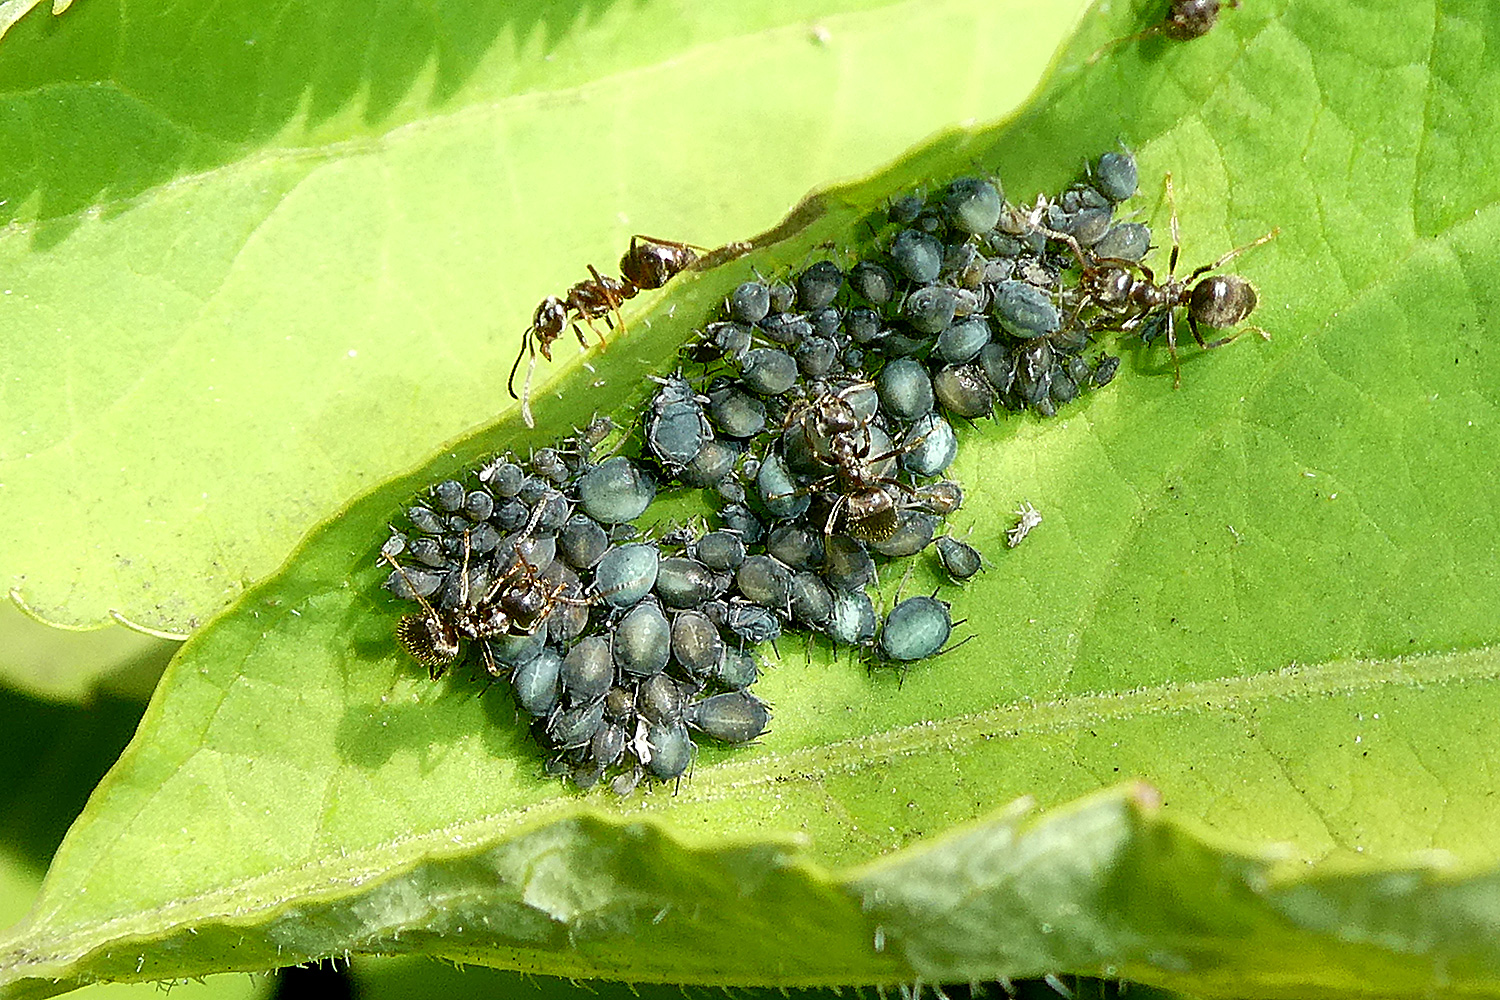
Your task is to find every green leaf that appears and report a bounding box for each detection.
[6,0,1500,997]
[0,0,1084,632]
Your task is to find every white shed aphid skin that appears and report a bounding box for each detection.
[1007,501,1043,548]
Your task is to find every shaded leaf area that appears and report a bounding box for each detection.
[5,0,1500,996]
[0,0,1083,635]
[8,790,1500,999]
[0,604,177,704]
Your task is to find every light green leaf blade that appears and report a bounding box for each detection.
[6,0,1500,997]
[0,0,1083,632]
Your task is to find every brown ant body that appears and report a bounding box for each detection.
[385,511,587,679]
[781,382,934,542]
[1088,0,1241,64]
[1079,174,1277,386]
[509,235,707,427]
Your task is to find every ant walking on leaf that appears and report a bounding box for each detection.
[508,235,708,427]
[1079,173,1278,387]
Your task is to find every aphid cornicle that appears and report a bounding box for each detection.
[1081,174,1277,386]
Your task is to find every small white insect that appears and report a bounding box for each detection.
[1006,501,1042,548]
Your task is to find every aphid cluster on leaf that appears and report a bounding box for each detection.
[383,146,1276,791]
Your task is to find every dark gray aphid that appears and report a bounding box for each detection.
[547,699,605,750]
[383,564,443,601]
[759,311,812,347]
[876,358,935,421]
[1049,366,1079,406]
[735,555,794,612]
[718,504,766,545]
[432,479,466,512]
[686,692,770,744]
[407,505,445,535]
[407,536,448,568]
[655,556,720,609]
[729,281,772,324]
[757,452,811,520]
[530,448,570,484]
[822,535,876,592]
[935,316,993,364]
[765,523,825,571]
[708,383,768,438]
[638,673,688,725]
[577,456,656,524]
[710,600,782,645]
[513,647,563,716]
[1095,149,1139,202]
[682,438,738,488]
[592,543,660,608]
[942,176,1004,234]
[740,348,800,396]
[714,647,760,690]
[991,280,1061,338]
[671,610,723,678]
[612,598,671,676]
[644,722,694,780]
[849,261,898,305]
[869,510,938,558]
[932,363,996,418]
[646,374,712,471]
[878,595,953,662]
[825,589,877,646]
[795,336,840,378]
[903,285,960,335]
[705,321,753,360]
[558,514,609,571]
[695,530,747,572]
[789,571,834,628]
[1093,222,1151,262]
[560,635,614,703]
[591,722,627,768]
[463,490,494,522]
[1015,339,1054,410]
[935,535,984,582]
[797,260,845,311]
[887,192,925,226]
[889,229,944,283]
[489,630,546,669]
[845,307,884,344]
[767,281,796,314]
[479,459,526,497]
[900,413,957,478]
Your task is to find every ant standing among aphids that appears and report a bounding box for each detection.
[508,235,709,428]
[1078,173,1277,387]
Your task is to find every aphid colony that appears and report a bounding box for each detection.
[381,146,1273,791]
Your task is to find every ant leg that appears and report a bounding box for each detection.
[507,329,534,400]
[1165,173,1181,277]
[1183,227,1280,284]
[1166,309,1183,389]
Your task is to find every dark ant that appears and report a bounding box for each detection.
[1088,0,1241,64]
[1078,173,1277,387]
[508,235,707,427]
[780,382,936,542]
[384,512,587,679]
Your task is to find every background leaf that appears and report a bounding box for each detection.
[0,0,1085,632]
[5,0,1500,997]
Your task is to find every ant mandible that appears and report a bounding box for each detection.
[507,235,706,427]
[1081,173,1277,387]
